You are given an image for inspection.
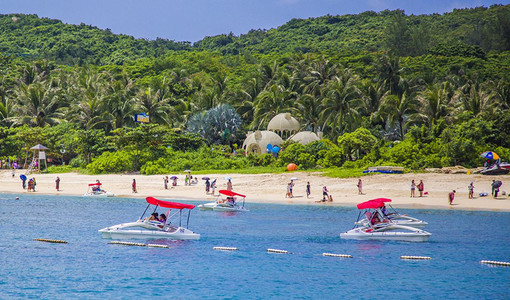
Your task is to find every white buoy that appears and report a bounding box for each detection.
[213,246,238,251]
[480,260,510,266]
[400,255,432,260]
[109,241,145,247]
[267,248,290,254]
[34,238,68,244]
[147,244,169,248]
[322,253,352,258]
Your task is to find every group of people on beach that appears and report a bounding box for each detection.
[410,180,425,197]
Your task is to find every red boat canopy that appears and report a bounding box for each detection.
[88,183,102,186]
[219,190,246,198]
[370,198,392,203]
[357,199,386,210]
[146,197,195,210]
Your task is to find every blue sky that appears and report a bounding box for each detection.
[1,0,509,42]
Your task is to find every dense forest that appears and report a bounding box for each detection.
[0,5,509,174]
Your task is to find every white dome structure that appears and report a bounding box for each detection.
[289,131,320,145]
[267,113,300,138]
[242,131,283,154]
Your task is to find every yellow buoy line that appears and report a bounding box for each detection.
[213,246,239,251]
[323,253,353,258]
[34,238,68,244]
[267,248,291,254]
[400,256,433,260]
[480,260,510,266]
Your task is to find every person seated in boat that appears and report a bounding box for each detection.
[147,212,159,221]
[157,214,167,228]
[371,213,381,225]
[226,196,235,206]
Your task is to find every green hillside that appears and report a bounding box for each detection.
[0,14,191,65]
[195,5,510,56]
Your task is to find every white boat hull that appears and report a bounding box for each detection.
[99,221,200,240]
[84,191,115,197]
[198,202,216,211]
[340,225,431,242]
[198,202,249,212]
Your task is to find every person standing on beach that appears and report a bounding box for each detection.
[357,179,363,194]
[286,183,291,198]
[322,186,329,201]
[417,180,424,197]
[227,179,233,191]
[468,182,474,199]
[22,176,26,189]
[211,180,217,195]
[449,190,456,205]
[410,180,416,197]
[205,179,210,194]
[55,176,60,191]
[289,180,295,197]
[306,182,311,198]
[132,179,137,193]
[164,176,169,189]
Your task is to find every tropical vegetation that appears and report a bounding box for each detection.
[0,5,509,174]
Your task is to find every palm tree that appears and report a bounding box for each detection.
[454,82,496,118]
[252,83,297,129]
[359,80,389,126]
[67,68,110,129]
[104,74,136,129]
[319,72,361,138]
[12,81,64,127]
[416,82,455,127]
[379,91,418,140]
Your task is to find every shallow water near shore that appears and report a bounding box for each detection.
[1,193,509,299]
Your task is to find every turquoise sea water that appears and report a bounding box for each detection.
[1,193,509,299]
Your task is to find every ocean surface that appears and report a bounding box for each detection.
[1,193,509,299]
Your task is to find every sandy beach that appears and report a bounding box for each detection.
[1,170,509,212]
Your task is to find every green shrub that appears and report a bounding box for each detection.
[86,151,134,174]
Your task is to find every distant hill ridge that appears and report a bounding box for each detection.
[1,4,509,65]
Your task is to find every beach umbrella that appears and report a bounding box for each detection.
[170,176,178,179]
[224,176,232,180]
[202,177,210,180]
[290,177,298,181]
[480,151,500,160]
[183,169,191,173]
[19,174,27,181]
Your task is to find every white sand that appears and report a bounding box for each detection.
[1,170,509,212]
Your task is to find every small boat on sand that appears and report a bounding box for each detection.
[98,197,200,240]
[340,199,431,242]
[198,190,249,212]
[83,183,115,197]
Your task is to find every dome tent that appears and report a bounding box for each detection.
[289,131,320,145]
[242,131,283,154]
[267,113,300,139]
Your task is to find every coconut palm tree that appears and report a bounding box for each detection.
[379,91,418,140]
[416,82,455,127]
[454,82,496,118]
[319,71,361,138]
[252,83,298,129]
[12,81,64,127]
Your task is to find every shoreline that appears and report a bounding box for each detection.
[1,170,509,212]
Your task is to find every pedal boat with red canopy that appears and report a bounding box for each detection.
[198,190,249,212]
[98,197,200,240]
[354,198,428,229]
[83,183,115,197]
[340,199,431,242]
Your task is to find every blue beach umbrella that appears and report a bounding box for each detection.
[480,151,500,160]
[20,174,27,181]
